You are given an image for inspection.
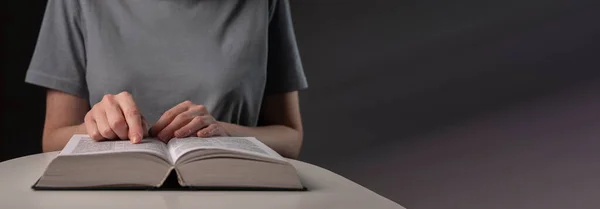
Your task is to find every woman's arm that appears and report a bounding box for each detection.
[42,90,89,152]
[219,91,304,159]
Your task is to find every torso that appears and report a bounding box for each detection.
[80,0,271,125]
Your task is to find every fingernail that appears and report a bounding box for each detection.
[132,134,141,144]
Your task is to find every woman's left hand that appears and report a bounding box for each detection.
[149,100,228,142]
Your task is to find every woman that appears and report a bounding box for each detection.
[25,0,308,159]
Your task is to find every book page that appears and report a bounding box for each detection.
[60,135,171,161]
[167,137,284,162]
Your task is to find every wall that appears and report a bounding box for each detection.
[290,0,600,208]
[1,1,48,160]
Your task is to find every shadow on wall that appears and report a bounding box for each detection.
[291,0,600,207]
[346,80,600,209]
[294,0,600,162]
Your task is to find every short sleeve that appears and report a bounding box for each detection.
[25,0,88,99]
[265,0,308,95]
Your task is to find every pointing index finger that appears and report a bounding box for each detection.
[116,92,143,144]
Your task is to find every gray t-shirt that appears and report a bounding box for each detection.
[25,0,307,126]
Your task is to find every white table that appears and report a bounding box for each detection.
[0,152,405,209]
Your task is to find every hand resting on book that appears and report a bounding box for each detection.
[149,100,228,143]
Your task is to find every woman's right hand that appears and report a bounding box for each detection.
[84,91,147,143]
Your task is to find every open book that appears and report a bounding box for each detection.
[32,135,304,190]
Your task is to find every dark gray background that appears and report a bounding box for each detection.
[2,0,600,208]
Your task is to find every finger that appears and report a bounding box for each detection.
[84,112,103,141]
[93,106,117,139]
[150,100,194,136]
[196,124,224,138]
[142,117,150,137]
[188,104,209,115]
[102,96,128,140]
[115,92,143,143]
[174,116,212,138]
[156,110,196,142]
